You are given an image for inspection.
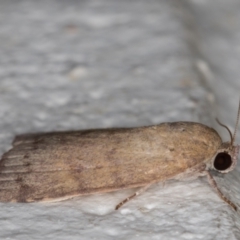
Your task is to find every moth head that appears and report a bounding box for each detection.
[212,142,239,173]
[212,101,240,173]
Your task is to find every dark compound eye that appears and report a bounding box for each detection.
[214,152,232,171]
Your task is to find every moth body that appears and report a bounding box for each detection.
[0,119,239,210]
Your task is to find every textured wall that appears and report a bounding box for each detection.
[0,0,240,239]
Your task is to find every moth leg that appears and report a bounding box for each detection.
[115,183,153,210]
[205,170,237,211]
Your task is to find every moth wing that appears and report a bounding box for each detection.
[0,123,222,202]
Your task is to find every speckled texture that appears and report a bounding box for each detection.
[0,0,239,239]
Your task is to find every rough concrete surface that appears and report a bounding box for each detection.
[0,0,240,239]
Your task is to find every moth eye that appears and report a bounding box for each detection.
[214,152,232,171]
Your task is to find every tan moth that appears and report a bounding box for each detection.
[0,103,239,210]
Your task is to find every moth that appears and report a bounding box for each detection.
[0,104,239,211]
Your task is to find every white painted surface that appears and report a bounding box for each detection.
[0,0,239,239]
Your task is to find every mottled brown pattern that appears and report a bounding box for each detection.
[0,122,222,202]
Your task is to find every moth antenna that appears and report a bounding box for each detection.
[232,99,240,146]
[216,118,233,144]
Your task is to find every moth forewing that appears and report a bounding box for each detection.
[0,123,220,201]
